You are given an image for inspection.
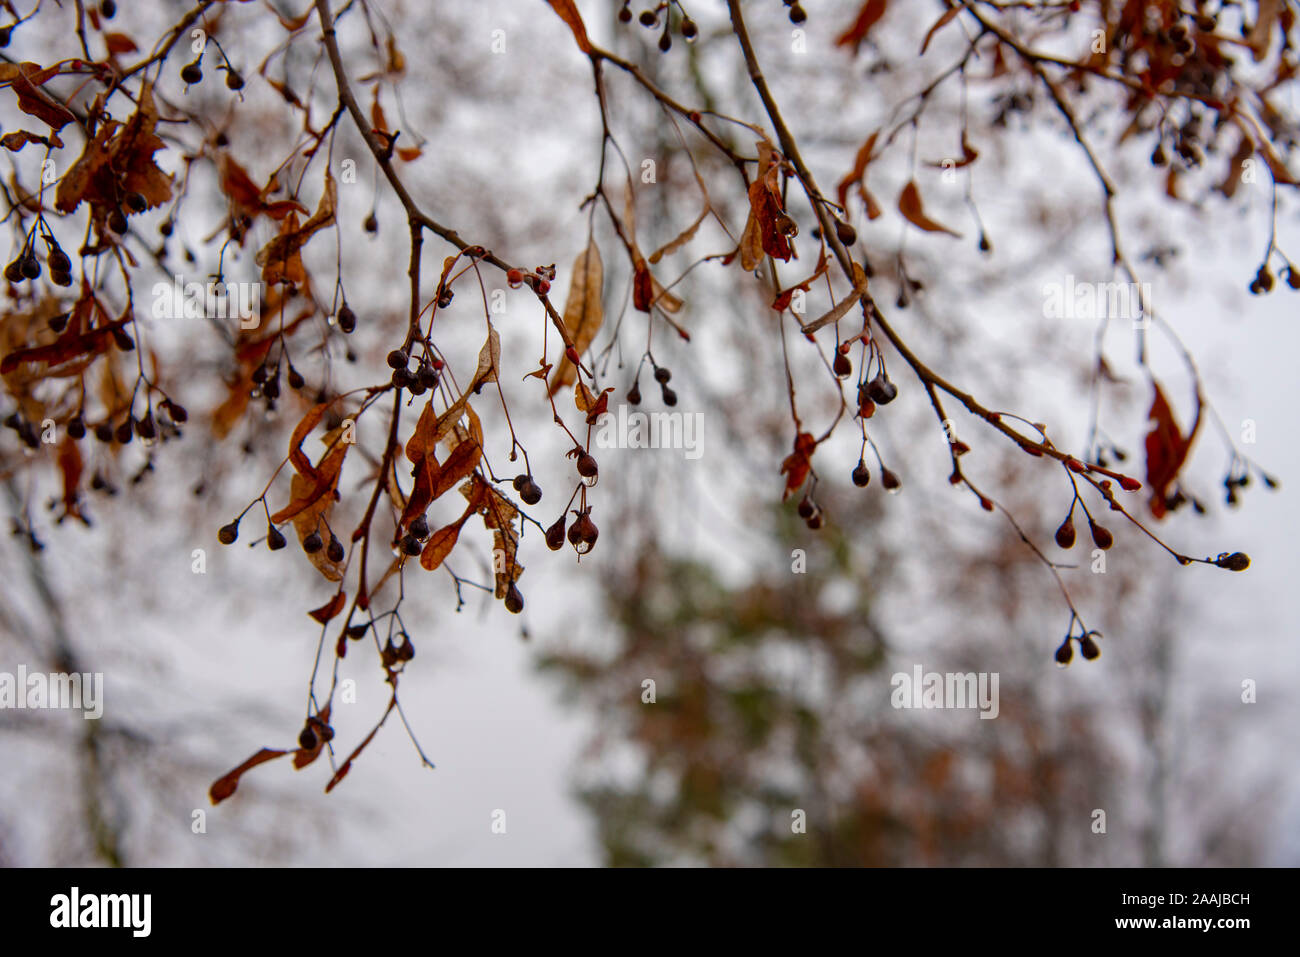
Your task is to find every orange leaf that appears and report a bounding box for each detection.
[420,522,462,571]
[836,0,888,54]
[209,748,289,805]
[308,591,347,625]
[549,240,604,395]
[898,180,961,238]
[546,0,593,54]
[1144,381,1201,519]
[920,6,962,55]
[779,432,818,500]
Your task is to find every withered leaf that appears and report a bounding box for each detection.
[836,0,888,55]
[780,432,818,501]
[209,748,289,805]
[549,240,603,395]
[546,0,593,54]
[898,180,961,238]
[1144,381,1201,519]
[420,521,463,571]
[308,591,347,625]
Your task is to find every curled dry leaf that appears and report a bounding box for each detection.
[740,139,795,270]
[550,240,603,395]
[273,422,351,581]
[800,262,869,334]
[255,168,337,284]
[898,180,961,238]
[836,0,889,55]
[836,130,883,220]
[462,475,523,599]
[780,432,819,500]
[1144,381,1201,519]
[209,748,289,805]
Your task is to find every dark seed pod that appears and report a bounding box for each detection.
[4,260,23,283]
[364,212,378,233]
[619,6,633,24]
[225,70,244,91]
[1088,520,1113,550]
[165,401,188,423]
[181,60,202,84]
[576,452,598,481]
[1054,640,1074,666]
[336,303,357,333]
[409,514,429,540]
[400,533,422,556]
[504,583,525,614]
[287,366,305,390]
[796,496,815,519]
[67,416,86,440]
[298,726,317,751]
[512,474,529,491]
[571,511,598,554]
[20,256,40,280]
[661,386,678,406]
[416,364,439,390]
[520,479,542,506]
[387,349,408,370]
[789,4,807,24]
[125,192,147,213]
[51,269,73,287]
[267,525,287,550]
[326,535,345,563]
[302,531,323,554]
[545,515,566,551]
[101,0,117,17]
[112,327,135,351]
[94,421,114,442]
[806,511,823,529]
[1055,517,1076,549]
[108,208,129,234]
[833,353,852,378]
[866,376,898,404]
[639,10,657,27]
[1214,551,1251,571]
[627,379,642,405]
[681,16,697,39]
[115,419,134,444]
[396,640,415,661]
[654,366,671,384]
[851,460,871,487]
[880,468,901,491]
[218,521,239,545]
[47,248,71,272]
[834,220,857,246]
[135,414,156,440]
[346,623,368,640]
[1079,634,1101,660]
